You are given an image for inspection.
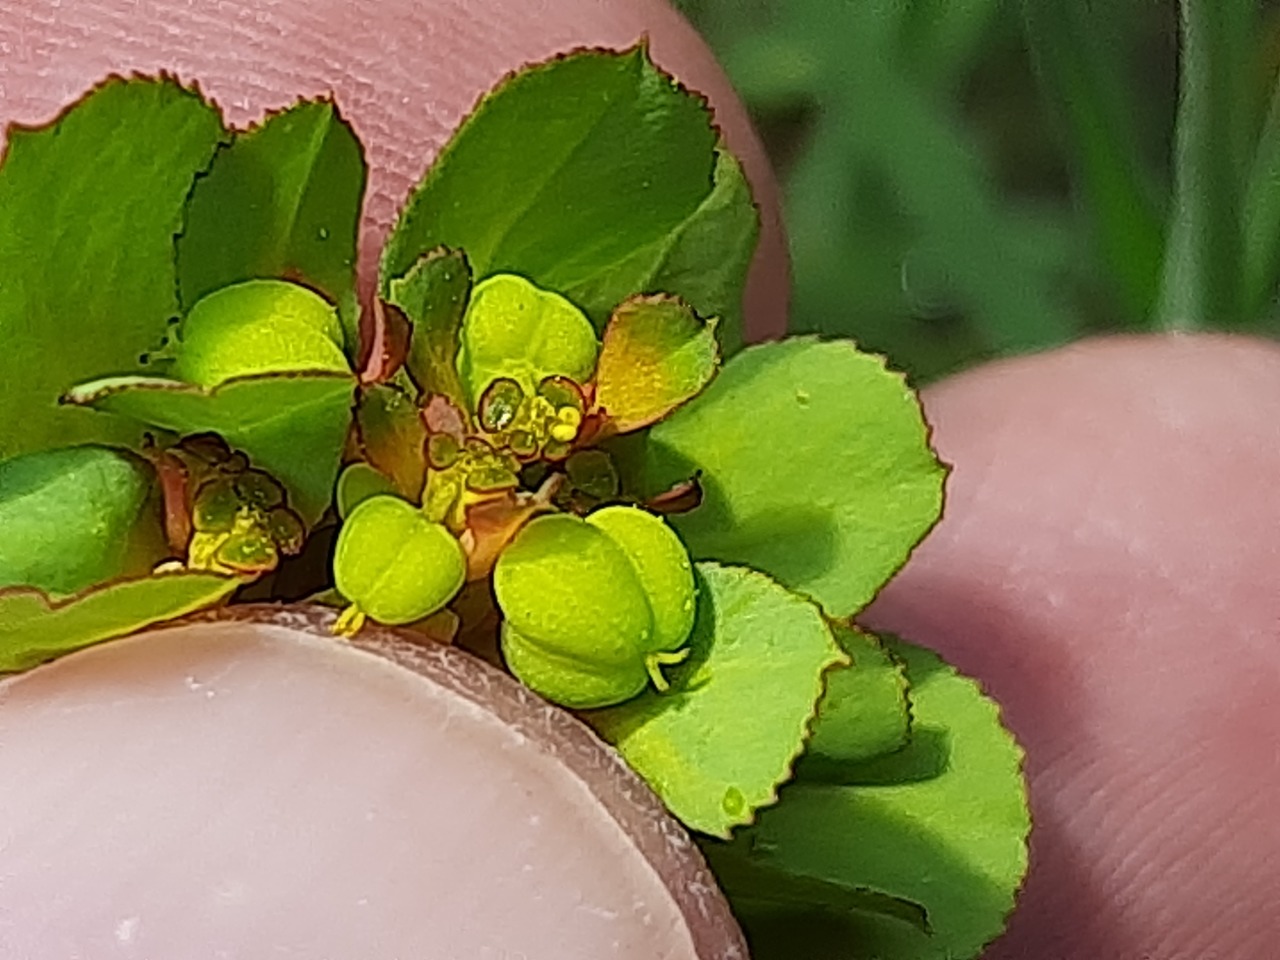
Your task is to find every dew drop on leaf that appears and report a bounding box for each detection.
[723,787,746,817]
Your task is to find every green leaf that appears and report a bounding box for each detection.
[0,77,227,458]
[379,46,737,331]
[0,571,242,672]
[723,636,1030,960]
[63,373,356,525]
[354,383,429,500]
[595,295,719,433]
[699,839,930,935]
[800,625,911,775]
[0,445,168,595]
[387,248,472,407]
[588,562,846,838]
[633,338,946,618]
[176,99,366,355]
[567,145,759,356]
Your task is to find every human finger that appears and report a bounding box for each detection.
[864,334,1280,959]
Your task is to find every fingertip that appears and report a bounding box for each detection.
[864,333,1280,958]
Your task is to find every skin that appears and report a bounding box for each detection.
[2,2,1277,957]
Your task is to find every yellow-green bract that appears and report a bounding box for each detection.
[172,279,349,387]
[333,495,466,625]
[494,506,695,709]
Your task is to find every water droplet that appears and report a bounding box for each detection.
[722,787,746,817]
[317,227,330,241]
[900,246,958,319]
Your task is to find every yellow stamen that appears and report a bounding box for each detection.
[333,603,367,637]
[550,407,583,443]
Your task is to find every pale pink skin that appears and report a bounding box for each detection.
[1,609,748,959]
[2,2,1278,957]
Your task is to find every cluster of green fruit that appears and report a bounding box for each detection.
[335,497,694,708]
[179,273,698,710]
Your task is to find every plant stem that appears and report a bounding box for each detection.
[1244,64,1280,319]
[1022,0,1166,325]
[1156,0,1254,332]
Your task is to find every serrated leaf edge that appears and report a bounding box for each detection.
[692,561,849,838]
[679,334,951,621]
[0,569,245,673]
[878,632,1033,947]
[378,39,724,294]
[0,72,228,173]
[172,95,367,313]
[596,291,722,432]
[845,621,916,741]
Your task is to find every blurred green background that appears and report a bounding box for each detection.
[677,0,1280,381]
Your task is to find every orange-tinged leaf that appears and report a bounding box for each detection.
[355,383,428,500]
[594,295,719,433]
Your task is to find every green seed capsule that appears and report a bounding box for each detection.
[335,462,398,520]
[0,445,168,595]
[333,494,466,627]
[585,505,696,655]
[493,508,696,709]
[172,279,350,388]
[495,514,651,663]
[501,622,650,710]
[455,274,598,409]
